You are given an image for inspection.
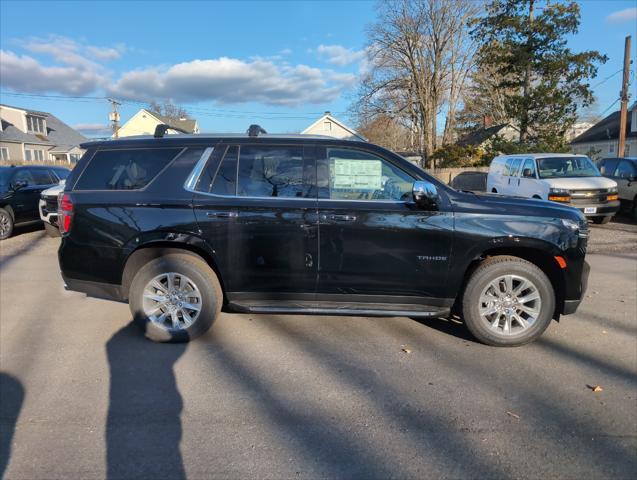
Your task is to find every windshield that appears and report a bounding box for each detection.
[537,156,600,178]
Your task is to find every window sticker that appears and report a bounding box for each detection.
[332,159,382,190]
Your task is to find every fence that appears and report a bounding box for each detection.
[0,159,74,167]
[424,167,490,184]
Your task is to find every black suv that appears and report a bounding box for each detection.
[0,165,69,239]
[58,127,590,346]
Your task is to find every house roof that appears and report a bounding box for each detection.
[571,103,636,144]
[145,109,198,133]
[301,113,367,141]
[457,123,511,147]
[0,104,87,149]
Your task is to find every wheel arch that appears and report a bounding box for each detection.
[457,245,566,319]
[0,204,15,220]
[121,242,226,302]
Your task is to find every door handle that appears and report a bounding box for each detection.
[327,214,357,222]
[206,211,238,218]
[305,253,313,268]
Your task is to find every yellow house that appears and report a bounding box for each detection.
[116,108,199,137]
[302,112,366,141]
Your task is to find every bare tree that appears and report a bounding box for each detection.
[353,0,480,167]
[147,100,191,122]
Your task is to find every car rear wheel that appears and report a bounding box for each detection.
[462,256,555,347]
[129,253,222,342]
[0,208,14,240]
[592,216,611,224]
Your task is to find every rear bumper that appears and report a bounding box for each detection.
[562,260,590,315]
[62,275,125,302]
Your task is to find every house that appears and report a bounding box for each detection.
[301,112,366,141]
[456,122,519,148]
[571,102,637,159]
[0,104,87,164]
[117,108,199,137]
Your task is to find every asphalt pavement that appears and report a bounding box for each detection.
[1,222,636,479]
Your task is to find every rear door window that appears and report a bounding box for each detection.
[211,146,238,195]
[599,159,619,176]
[75,148,181,190]
[508,158,523,177]
[614,160,636,179]
[30,169,55,185]
[237,145,311,198]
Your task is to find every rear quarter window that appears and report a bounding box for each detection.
[74,148,181,190]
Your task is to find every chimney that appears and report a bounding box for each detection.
[483,115,493,128]
[324,111,331,116]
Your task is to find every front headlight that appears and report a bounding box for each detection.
[548,188,571,202]
[561,218,579,230]
[608,186,618,193]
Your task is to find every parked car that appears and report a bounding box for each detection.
[487,153,619,224]
[39,180,66,237]
[58,126,590,347]
[597,157,637,219]
[449,171,487,192]
[0,165,70,240]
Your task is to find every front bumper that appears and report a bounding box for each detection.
[39,197,59,226]
[570,200,620,217]
[562,260,590,315]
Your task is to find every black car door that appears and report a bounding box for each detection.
[192,143,319,305]
[10,169,54,222]
[315,146,454,303]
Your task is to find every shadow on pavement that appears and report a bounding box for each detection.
[0,230,46,270]
[0,373,24,479]
[106,322,187,480]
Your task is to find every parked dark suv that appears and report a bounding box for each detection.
[0,165,69,239]
[58,127,590,346]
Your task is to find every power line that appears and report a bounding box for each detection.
[591,68,623,90]
[0,91,348,119]
[599,98,620,117]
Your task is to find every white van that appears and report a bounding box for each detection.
[486,153,620,224]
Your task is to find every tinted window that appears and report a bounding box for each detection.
[508,158,523,177]
[52,168,70,180]
[75,148,181,190]
[30,169,55,185]
[237,146,311,198]
[211,146,238,195]
[13,169,34,185]
[614,160,636,179]
[319,148,414,201]
[599,158,619,175]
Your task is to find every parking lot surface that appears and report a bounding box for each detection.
[1,221,636,479]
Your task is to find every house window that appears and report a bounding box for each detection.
[0,147,9,161]
[26,115,46,134]
[324,121,332,131]
[69,154,81,163]
[25,149,44,161]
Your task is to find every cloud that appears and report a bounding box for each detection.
[606,7,637,23]
[279,48,293,56]
[108,57,352,106]
[0,50,104,95]
[316,44,366,66]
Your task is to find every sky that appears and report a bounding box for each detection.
[0,0,636,138]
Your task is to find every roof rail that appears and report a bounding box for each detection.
[154,124,190,138]
[247,124,267,137]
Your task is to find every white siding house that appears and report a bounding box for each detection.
[302,112,366,141]
[571,103,637,159]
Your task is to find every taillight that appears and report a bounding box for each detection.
[58,193,73,234]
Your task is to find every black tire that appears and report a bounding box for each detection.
[491,188,498,193]
[0,207,14,240]
[44,222,60,237]
[462,256,555,347]
[592,216,611,224]
[129,253,222,342]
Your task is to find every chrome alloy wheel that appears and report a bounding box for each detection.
[478,274,542,336]
[0,211,10,237]
[142,272,202,331]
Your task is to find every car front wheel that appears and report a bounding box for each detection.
[129,253,222,342]
[591,216,611,224]
[462,256,555,347]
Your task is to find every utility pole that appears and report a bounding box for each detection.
[617,35,632,158]
[108,98,121,138]
[520,0,534,143]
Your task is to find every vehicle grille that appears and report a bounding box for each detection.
[569,189,610,205]
[45,197,58,213]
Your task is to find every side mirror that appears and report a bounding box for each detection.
[412,181,440,210]
[11,180,28,190]
[522,168,533,178]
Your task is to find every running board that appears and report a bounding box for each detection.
[227,300,450,318]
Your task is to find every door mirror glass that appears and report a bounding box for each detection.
[412,181,439,210]
[522,168,533,178]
